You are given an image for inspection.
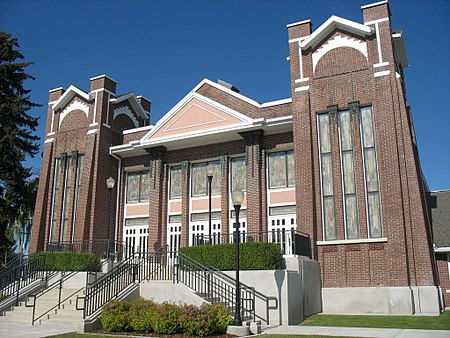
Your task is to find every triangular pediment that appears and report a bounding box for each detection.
[300,15,373,50]
[142,92,252,142]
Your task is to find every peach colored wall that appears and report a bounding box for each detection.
[269,190,296,205]
[150,97,242,139]
[125,204,149,216]
[169,201,182,213]
[191,197,221,211]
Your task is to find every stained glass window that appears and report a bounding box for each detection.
[268,151,295,189]
[192,161,221,196]
[231,158,246,192]
[169,166,182,199]
[361,106,382,238]
[126,171,150,203]
[338,110,359,239]
[318,113,336,241]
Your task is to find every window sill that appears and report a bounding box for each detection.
[317,237,387,246]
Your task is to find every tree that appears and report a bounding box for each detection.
[0,31,40,264]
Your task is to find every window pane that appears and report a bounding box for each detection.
[170,166,182,199]
[208,161,221,194]
[318,114,331,153]
[339,110,352,151]
[192,163,207,196]
[269,152,287,188]
[345,195,359,239]
[368,193,382,238]
[231,158,246,192]
[364,148,379,192]
[321,154,333,196]
[140,171,150,201]
[125,217,149,227]
[323,197,336,240]
[127,173,140,202]
[287,151,295,187]
[342,151,355,194]
[361,107,375,148]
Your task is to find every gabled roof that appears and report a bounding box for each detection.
[52,85,91,111]
[110,93,148,119]
[300,15,374,50]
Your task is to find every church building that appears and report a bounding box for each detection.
[30,1,445,314]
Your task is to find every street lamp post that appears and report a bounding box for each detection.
[231,189,244,326]
[207,168,214,244]
[106,176,116,258]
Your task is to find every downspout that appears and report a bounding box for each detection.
[110,151,122,253]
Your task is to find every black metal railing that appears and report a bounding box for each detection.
[193,228,311,257]
[47,240,126,261]
[25,258,110,326]
[78,247,169,318]
[175,251,277,324]
[0,255,47,305]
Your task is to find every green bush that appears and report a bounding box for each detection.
[30,252,100,271]
[129,298,156,333]
[100,300,233,337]
[100,301,131,332]
[180,242,285,270]
[151,302,183,334]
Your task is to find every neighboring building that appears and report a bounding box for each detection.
[428,190,450,309]
[30,1,444,314]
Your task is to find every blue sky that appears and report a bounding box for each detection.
[1,0,449,190]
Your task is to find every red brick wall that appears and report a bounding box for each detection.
[436,254,450,307]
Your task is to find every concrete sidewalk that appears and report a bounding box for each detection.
[0,320,74,338]
[262,324,450,337]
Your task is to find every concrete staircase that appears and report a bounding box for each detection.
[0,288,84,330]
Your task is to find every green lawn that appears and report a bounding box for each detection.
[301,311,450,330]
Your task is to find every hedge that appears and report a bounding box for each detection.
[101,299,232,337]
[180,242,285,270]
[30,252,101,271]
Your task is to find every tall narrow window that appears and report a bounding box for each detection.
[361,107,382,238]
[318,114,336,240]
[60,155,74,241]
[231,157,246,192]
[49,158,62,242]
[268,151,295,189]
[71,154,84,241]
[169,166,182,199]
[338,111,359,239]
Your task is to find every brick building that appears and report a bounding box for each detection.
[30,1,445,314]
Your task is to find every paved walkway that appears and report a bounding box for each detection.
[1,321,450,338]
[262,325,450,337]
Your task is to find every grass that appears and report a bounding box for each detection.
[301,311,450,330]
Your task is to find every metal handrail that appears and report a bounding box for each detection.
[194,228,311,257]
[25,258,110,326]
[79,247,168,318]
[175,251,277,324]
[0,255,47,306]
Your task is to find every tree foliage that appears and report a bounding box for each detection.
[0,31,40,262]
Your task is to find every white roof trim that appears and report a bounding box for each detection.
[286,19,311,28]
[260,98,292,108]
[110,93,148,119]
[52,85,90,111]
[300,15,373,50]
[123,125,153,135]
[361,1,388,10]
[89,74,117,83]
[435,247,450,253]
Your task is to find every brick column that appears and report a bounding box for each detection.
[240,130,264,234]
[146,146,167,251]
[219,155,230,240]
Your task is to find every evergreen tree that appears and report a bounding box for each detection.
[0,31,40,263]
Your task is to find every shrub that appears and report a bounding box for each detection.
[180,242,285,270]
[30,252,100,271]
[202,303,233,334]
[129,298,156,333]
[100,301,131,332]
[180,304,211,337]
[151,302,183,334]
